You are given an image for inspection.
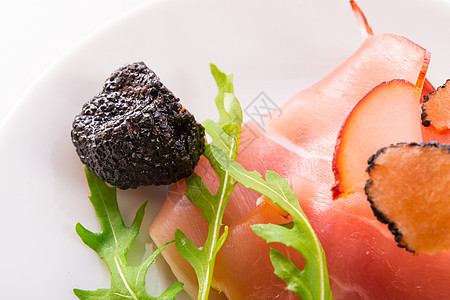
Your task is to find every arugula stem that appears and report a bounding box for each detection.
[197,139,236,300]
[209,147,333,299]
[114,256,138,300]
[175,65,241,300]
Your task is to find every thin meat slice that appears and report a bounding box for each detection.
[217,175,450,299]
[151,122,450,300]
[214,201,303,300]
[149,179,208,298]
[421,79,435,101]
[421,126,450,144]
[150,122,328,298]
[149,31,439,299]
[267,33,429,157]
[303,189,450,300]
[332,80,423,199]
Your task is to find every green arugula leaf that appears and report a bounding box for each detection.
[74,167,183,300]
[175,64,242,300]
[210,145,333,300]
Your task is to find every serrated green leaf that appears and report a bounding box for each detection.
[183,173,216,221]
[175,64,242,300]
[252,223,313,259]
[202,66,241,157]
[269,249,310,297]
[210,63,234,116]
[174,229,202,272]
[210,145,332,300]
[75,167,183,300]
[223,93,242,127]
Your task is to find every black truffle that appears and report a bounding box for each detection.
[71,62,205,189]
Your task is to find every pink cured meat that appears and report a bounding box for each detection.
[268,33,428,157]
[214,201,304,300]
[150,122,326,298]
[149,33,450,299]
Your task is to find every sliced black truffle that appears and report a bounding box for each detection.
[365,142,450,254]
[421,79,450,132]
[71,62,205,189]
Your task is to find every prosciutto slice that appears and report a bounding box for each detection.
[149,32,450,300]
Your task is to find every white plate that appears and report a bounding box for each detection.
[0,0,449,299]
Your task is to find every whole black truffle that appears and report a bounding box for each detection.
[71,62,205,189]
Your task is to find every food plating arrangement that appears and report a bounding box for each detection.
[71,1,450,299]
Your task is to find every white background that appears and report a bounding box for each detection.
[0,0,150,126]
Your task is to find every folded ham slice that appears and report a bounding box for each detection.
[149,26,450,300]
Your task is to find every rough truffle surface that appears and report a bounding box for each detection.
[71,62,205,189]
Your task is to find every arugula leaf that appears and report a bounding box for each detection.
[74,167,183,300]
[174,64,242,300]
[210,145,333,300]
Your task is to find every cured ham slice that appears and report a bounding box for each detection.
[422,126,450,144]
[149,10,447,300]
[214,201,303,300]
[332,80,423,198]
[305,189,450,300]
[152,122,450,299]
[267,33,429,158]
[150,123,321,298]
